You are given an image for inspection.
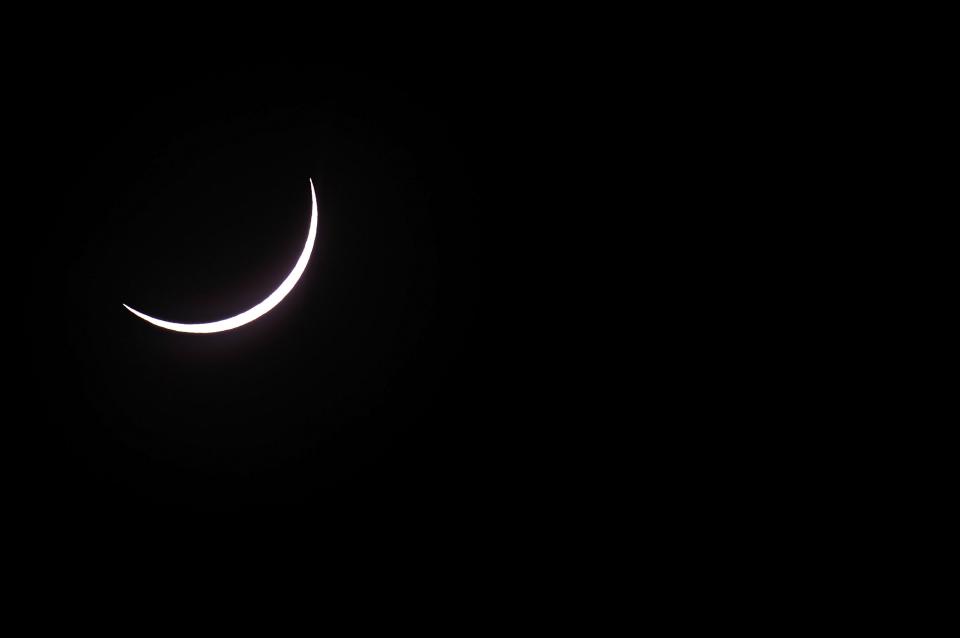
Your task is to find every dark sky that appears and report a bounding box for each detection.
[13,41,541,524]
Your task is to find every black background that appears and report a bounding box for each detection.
[13,36,548,528]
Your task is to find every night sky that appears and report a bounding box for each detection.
[14,43,537,524]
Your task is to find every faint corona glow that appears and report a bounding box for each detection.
[122,179,318,334]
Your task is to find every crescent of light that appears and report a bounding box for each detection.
[122,178,318,334]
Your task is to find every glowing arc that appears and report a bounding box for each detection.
[123,179,318,334]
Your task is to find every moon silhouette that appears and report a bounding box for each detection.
[123,178,318,334]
